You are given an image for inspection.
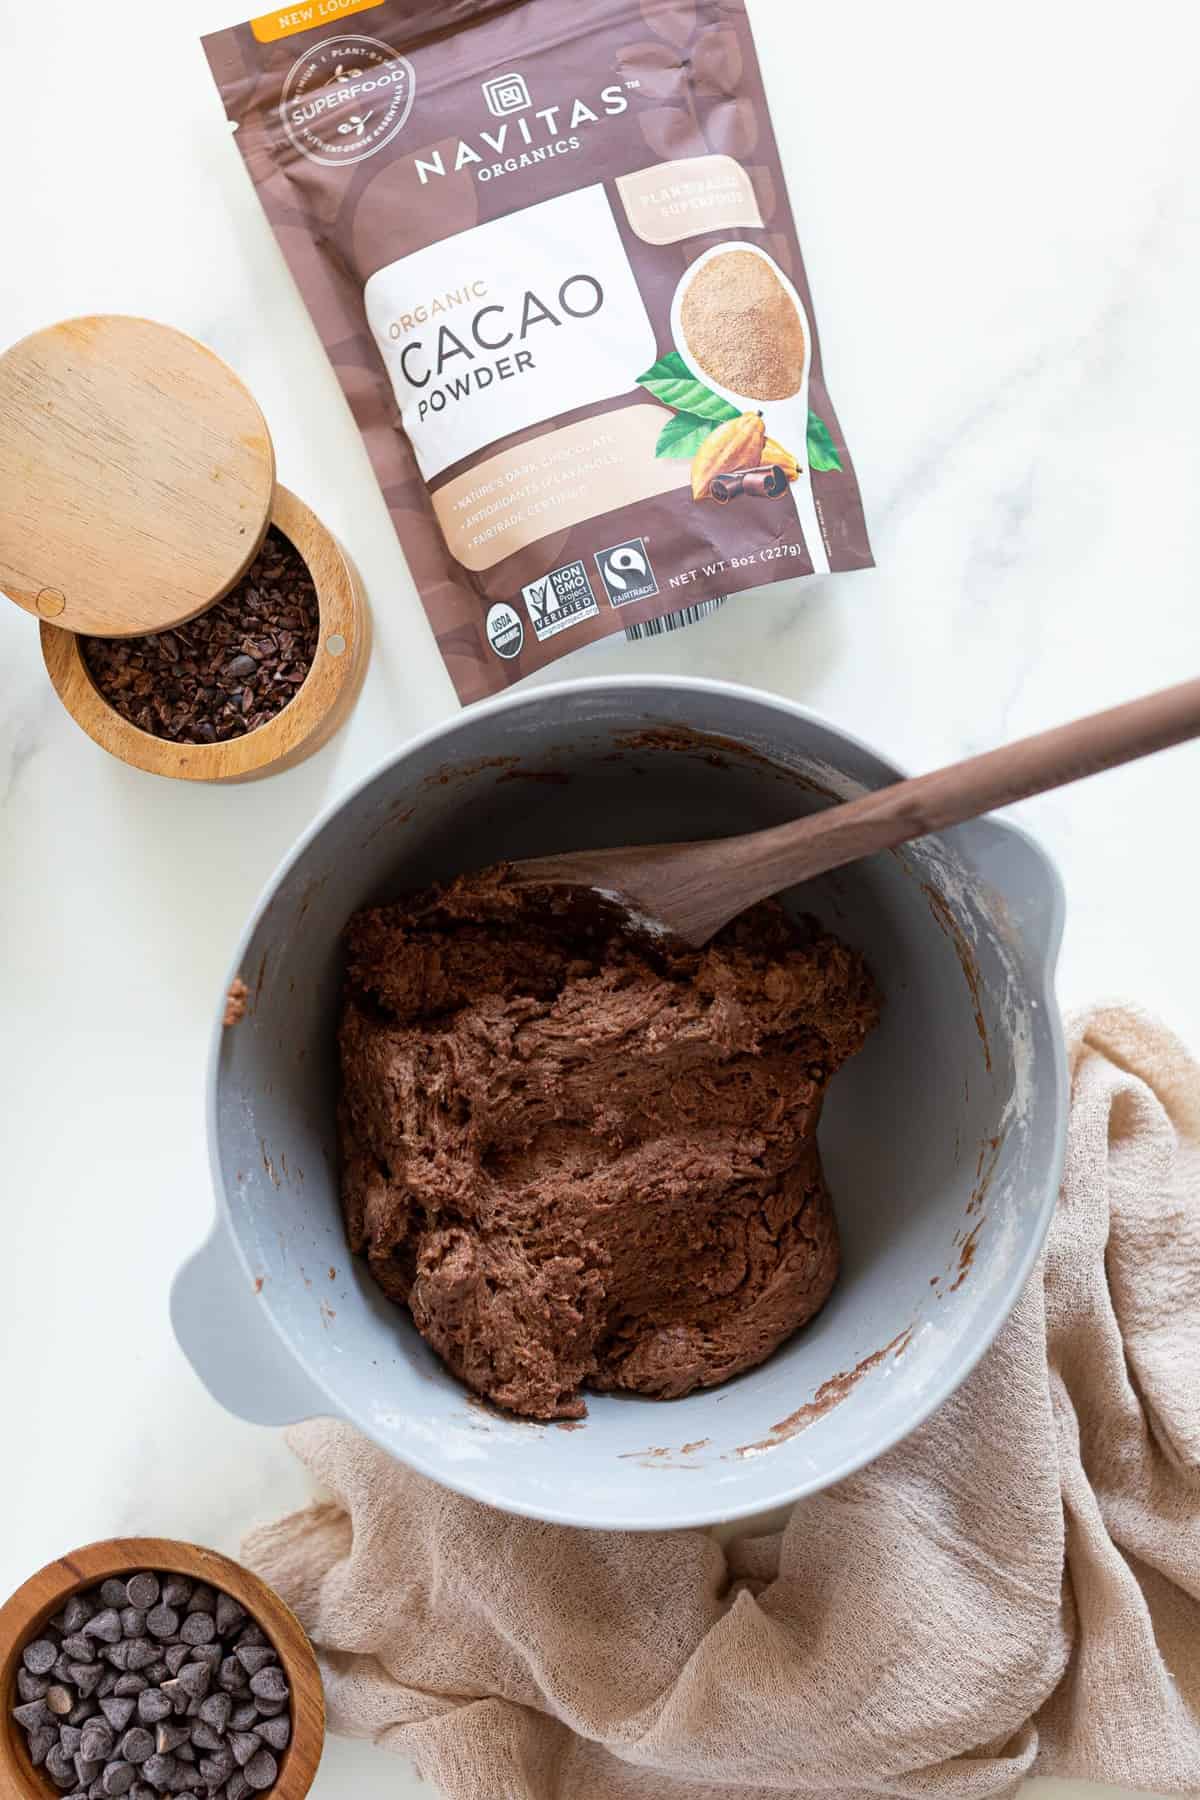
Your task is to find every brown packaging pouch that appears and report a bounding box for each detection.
[203,0,873,705]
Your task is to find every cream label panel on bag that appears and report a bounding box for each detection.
[364,184,656,482]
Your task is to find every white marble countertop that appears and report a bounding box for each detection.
[1,1,1194,1794]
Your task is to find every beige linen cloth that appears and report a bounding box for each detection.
[245,1007,1200,1798]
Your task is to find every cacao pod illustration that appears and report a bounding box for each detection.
[763,437,800,482]
[691,411,765,500]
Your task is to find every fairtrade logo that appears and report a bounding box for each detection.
[594,538,659,607]
[482,71,532,117]
[281,35,416,168]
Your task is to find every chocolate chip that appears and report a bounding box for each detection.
[100,1583,129,1611]
[125,1575,160,1612]
[198,1694,231,1735]
[137,1690,172,1725]
[63,1634,95,1661]
[102,1644,131,1672]
[125,1640,158,1672]
[251,1697,287,1718]
[145,1606,179,1643]
[214,1596,245,1638]
[98,1672,119,1699]
[102,1762,137,1796]
[154,1722,190,1756]
[144,1662,169,1685]
[63,1598,95,1634]
[190,1722,224,1753]
[68,1700,99,1726]
[242,1749,276,1791]
[129,1788,155,1800]
[253,1715,288,1753]
[233,1647,274,1678]
[228,1732,262,1769]
[84,1612,122,1645]
[140,1755,177,1792]
[13,1700,51,1730]
[69,1664,106,1697]
[164,1644,190,1676]
[28,1724,58,1767]
[80,1722,114,1762]
[176,1661,212,1702]
[227,1704,257,1733]
[180,1613,216,1646]
[45,1742,78,1788]
[199,1749,235,1787]
[120,1610,146,1640]
[247,1669,287,1705]
[225,1775,251,1800]
[54,1653,76,1683]
[99,1697,137,1732]
[24,1638,60,1675]
[18,1669,50,1701]
[157,1678,191,1717]
[217,1657,246,1694]
[161,1579,192,1608]
[235,1625,267,1650]
[60,1726,84,1756]
[113,1678,148,1699]
[75,1755,105,1788]
[120,1728,155,1765]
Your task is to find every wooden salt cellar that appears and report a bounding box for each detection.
[0,315,367,782]
[0,1537,325,1800]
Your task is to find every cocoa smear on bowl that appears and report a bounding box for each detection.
[81,528,318,747]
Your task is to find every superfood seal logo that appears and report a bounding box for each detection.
[281,35,416,168]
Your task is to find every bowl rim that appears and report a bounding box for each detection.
[0,1536,324,1800]
[203,673,1069,1530]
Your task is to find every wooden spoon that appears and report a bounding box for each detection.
[511,677,1200,946]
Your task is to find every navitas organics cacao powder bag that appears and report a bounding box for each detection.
[204,0,873,704]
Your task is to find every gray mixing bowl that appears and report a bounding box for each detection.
[171,677,1067,1530]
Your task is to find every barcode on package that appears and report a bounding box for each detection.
[624,597,726,641]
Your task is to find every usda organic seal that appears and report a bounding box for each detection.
[486,601,524,659]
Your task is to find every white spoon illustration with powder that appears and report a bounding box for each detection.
[671,242,830,575]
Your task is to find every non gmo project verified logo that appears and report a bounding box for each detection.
[521,560,599,642]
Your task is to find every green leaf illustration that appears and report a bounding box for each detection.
[637,351,740,422]
[807,410,842,473]
[655,412,719,459]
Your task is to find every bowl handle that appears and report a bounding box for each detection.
[171,1222,328,1427]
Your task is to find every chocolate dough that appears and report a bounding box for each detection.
[338,871,880,1421]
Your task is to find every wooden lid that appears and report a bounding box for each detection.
[0,315,276,636]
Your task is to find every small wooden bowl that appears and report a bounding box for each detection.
[40,485,368,783]
[0,1537,325,1800]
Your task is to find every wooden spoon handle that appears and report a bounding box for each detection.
[731,674,1200,907]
